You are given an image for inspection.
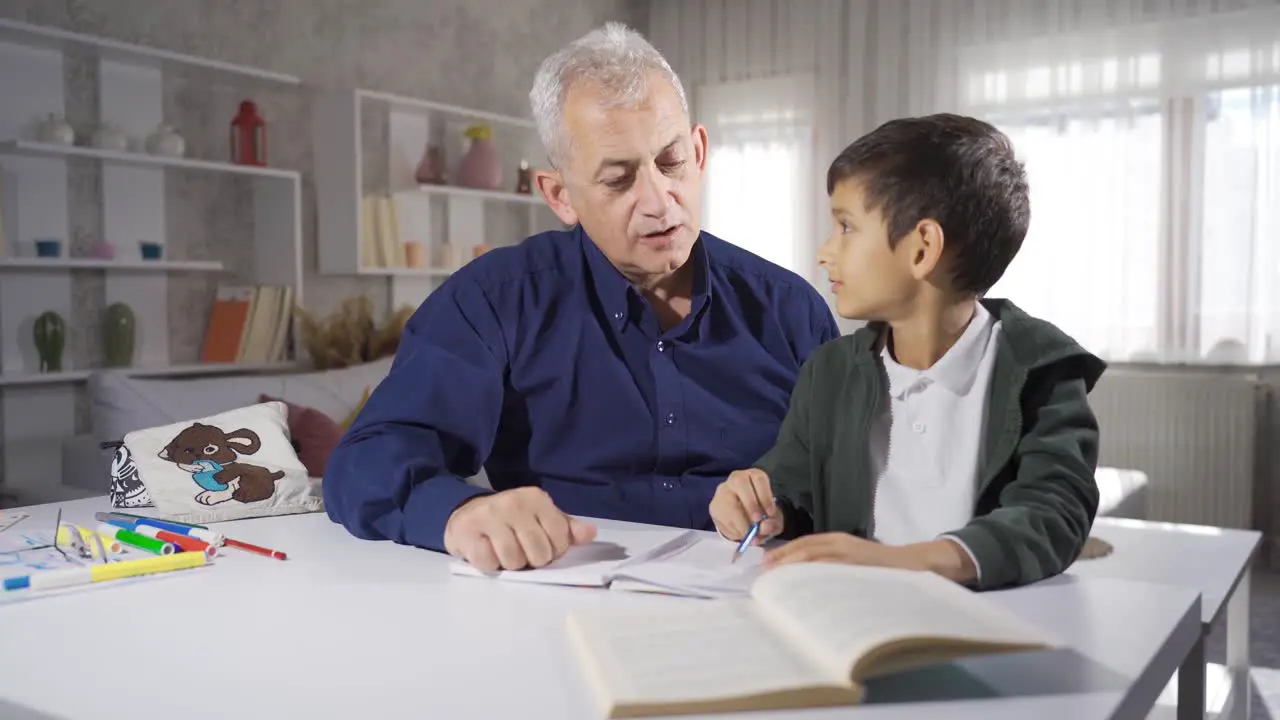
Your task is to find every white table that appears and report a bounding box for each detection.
[1067,517,1262,720]
[0,497,1202,720]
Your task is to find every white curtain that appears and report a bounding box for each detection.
[699,76,816,279]
[648,0,1280,360]
[958,4,1280,363]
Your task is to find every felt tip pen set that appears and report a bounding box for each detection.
[0,510,288,601]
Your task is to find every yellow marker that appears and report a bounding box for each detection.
[3,550,209,592]
[57,524,122,555]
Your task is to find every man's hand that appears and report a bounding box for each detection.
[443,487,597,572]
[709,469,783,543]
[763,533,978,584]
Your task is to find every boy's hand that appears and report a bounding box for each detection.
[763,533,978,584]
[709,469,783,542]
[763,532,897,568]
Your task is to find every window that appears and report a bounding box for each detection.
[698,76,816,281]
[960,10,1280,364]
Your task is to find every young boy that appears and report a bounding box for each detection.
[709,113,1106,590]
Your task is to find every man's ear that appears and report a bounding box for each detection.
[534,169,579,227]
[690,123,709,176]
[906,219,945,281]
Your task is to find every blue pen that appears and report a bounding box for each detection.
[733,514,766,563]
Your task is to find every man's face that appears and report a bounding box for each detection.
[817,179,919,321]
[538,72,707,285]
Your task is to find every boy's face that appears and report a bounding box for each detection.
[817,179,921,321]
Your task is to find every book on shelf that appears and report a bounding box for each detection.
[566,562,1060,718]
[361,194,407,269]
[199,284,293,365]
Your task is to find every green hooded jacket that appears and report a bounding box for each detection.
[755,298,1107,590]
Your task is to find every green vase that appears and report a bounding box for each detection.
[104,302,136,368]
[33,311,65,373]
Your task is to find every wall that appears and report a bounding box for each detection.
[0,0,646,320]
[0,0,644,476]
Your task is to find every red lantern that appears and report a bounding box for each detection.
[230,100,266,166]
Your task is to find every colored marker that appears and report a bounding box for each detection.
[98,515,223,546]
[57,525,122,555]
[110,511,208,530]
[3,550,207,592]
[95,522,173,556]
[223,537,287,560]
[130,524,216,558]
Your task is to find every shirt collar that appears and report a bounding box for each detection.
[580,226,713,332]
[881,301,996,398]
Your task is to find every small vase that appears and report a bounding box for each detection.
[415,144,446,185]
[146,124,185,157]
[37,113,74,145]
[104,302,136,368]
[456,125,502,190]
[33,311,66,373]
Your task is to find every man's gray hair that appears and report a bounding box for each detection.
[529,22,688,169]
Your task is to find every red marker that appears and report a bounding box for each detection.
[130,524,217,558]
[223,537,287,560]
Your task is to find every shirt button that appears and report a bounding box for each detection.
[665,412,677,426]
[612,311,623,321]
[656,340,665,352]
[912,421,926,433]
[661,480,675,490]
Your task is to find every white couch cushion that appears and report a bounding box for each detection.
[87,358,393,444]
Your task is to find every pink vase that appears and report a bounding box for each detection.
[457,137,503,190]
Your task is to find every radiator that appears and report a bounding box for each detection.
[1087,368,1263,531]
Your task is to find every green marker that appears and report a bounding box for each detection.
[97,523,174,556]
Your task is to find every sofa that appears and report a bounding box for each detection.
[55,360,1150,524]
[57,358,396,500]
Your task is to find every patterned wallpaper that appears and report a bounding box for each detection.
[0,0,647,434]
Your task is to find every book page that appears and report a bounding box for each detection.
[751,563,1059,681]
[567,599,853,715]
[447,527,691,587]
[608,534,766,598]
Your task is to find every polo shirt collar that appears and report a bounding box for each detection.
[881,301,995,398]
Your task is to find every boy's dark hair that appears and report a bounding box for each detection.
[826,113,1029,295]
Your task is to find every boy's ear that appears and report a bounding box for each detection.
[906,219,945,281]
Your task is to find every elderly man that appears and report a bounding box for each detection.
[324,23,837,571]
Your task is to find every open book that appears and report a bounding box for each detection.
[448,528,765,599]
[567,562,1060,718]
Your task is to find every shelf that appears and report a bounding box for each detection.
[357,266,458,278]
[0,258,224,272]
[357,89,535,129]
[0,140,300,180]
[0,18,300,87]
[416,183,544,205]
[0,362,299,388]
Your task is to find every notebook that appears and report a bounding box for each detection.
[566,562,1060,718]
[448,528,765,599]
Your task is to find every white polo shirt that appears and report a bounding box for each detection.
[870,302,1001,578]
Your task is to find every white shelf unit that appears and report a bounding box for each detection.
[0,361,299,388]
[312,88,564,312]
[0,19,304,498]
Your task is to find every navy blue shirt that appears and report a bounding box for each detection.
[323,226,839,551]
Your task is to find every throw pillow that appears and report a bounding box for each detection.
[121,400,323,525]
[258,394,343,478]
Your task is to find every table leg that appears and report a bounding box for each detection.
[1222,569,1251,720]
[1178,631,1206,720]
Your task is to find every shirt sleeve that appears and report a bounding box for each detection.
[939,533,983,584]
[322,277,508,552]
